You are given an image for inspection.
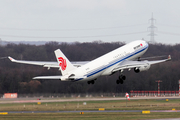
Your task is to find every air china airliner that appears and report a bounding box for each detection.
[8,40,171,84]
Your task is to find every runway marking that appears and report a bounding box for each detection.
[0,112,8,115]
[1,110,180,114]
[151,110,180,112]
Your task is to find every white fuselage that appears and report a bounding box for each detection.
[69,40,149,82]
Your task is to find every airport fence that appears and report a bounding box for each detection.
[130,91,179,97]
[0,91,179,99]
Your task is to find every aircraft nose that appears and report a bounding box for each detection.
[144,41,149,47]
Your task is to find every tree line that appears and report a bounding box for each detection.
[0,41,180,94]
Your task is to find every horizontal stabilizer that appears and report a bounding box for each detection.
[33,76,62,80]
[33,75,87,81]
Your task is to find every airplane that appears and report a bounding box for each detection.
[8,40,171,84]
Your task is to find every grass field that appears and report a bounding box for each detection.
[0,98,180,111]
[0,98,180,120]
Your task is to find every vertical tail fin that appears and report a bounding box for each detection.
[54,49,76,76]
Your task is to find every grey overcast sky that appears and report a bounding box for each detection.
[0,0,180,44]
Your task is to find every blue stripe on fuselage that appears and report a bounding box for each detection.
[74,44,148,81]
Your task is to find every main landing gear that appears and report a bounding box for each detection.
[116,74,126,84]
[87,80,95,84]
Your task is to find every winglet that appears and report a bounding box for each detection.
[167,55,171,60]
[8,56,16,62]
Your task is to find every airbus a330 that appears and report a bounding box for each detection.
[8,40,171,84]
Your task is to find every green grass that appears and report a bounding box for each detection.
[0,98,180,120]
[0,99,180,111]
[0,112,180,120]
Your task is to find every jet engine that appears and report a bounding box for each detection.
[134,63,150,73]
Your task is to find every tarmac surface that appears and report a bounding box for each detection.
[0,96,179,104]
[0,97,179,120]
[1,110,180,114]
[148,119,180,120]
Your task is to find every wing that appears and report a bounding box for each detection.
[8,56,59,68]
[112,55,171,72]
[8,56,89,68]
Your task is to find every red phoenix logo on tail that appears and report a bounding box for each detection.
[58,57,67,71]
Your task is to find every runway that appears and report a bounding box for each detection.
[0,96,179,118]
[0,96,179,104]
[1,110,180,114]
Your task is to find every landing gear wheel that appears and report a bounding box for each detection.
[116,80,120,84]
[116,74,126,84]
[120,79,123,84]
[119,75,126,80]
[87,80,95,84]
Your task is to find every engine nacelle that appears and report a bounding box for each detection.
[134,63,151,73]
